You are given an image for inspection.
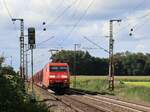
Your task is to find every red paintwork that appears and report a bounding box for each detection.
[33,62,70,89]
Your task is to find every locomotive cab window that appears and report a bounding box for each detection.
[50,66,68,72]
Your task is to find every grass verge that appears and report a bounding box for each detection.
[71,76,150,103]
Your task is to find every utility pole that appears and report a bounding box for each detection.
[73,44,80,88]
[109,19,121,90]
[24,44,29,80]
[31,48,34,95]
[10,56,12,67]
[12,18,25,80]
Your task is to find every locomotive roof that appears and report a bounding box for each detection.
[49,62,68,66]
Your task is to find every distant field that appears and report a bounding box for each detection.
[71,75,150,81]
[124,82,150,88]
[70,75,150,103]
[71,76,106,81]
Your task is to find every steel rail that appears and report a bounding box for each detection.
[69,89,150,112]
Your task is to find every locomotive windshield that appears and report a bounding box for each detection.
[50,66,68,72]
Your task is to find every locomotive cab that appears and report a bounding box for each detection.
[33,62,70,90]
[42,62,70,89]
[49,63,70,89]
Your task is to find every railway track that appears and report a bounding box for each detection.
[68,89,150,112]
[34,84,150,112]
[47,89,106,112]
[59,94,109,112]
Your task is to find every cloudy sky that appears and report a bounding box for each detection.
[0,0,150,73]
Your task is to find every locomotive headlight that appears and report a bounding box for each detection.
[49,75,55,78]
[61,75,68,78]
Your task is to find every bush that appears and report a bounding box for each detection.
[0,66,48,112]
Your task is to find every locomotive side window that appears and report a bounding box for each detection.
[50,66,68,72]
[59,66,68,71]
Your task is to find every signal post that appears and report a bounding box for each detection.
[28,27,36,101]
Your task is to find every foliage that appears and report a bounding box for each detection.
[114,52,150,75]
[0,57,48,112]
[51,50,108,75]
[52,50,150,75]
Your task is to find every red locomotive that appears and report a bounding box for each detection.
[33,62,70,89]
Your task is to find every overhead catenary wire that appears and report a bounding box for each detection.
[130,0,146,12]
[44,0,65,23]
[2,0,13,21]
[46,0,81,28]
[114,0,148,35]
[83,36,109,54]
[58,0,95,47]
[131,15,150,31]
[2,0,18,34]
[114,12,150,36]
[67,0,81,21]
[2,0,19,52]
[55,0,81,27]
[36,36,55,47]
[36,0,78,36]
[122,0,147,21]
[46,0,78,27]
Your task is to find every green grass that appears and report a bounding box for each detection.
[73,79,109,92]
[115,76,150,82]
[115,84,150,102]
[71,76,150,82]
[71,75,150,103]
[124,82,150,88]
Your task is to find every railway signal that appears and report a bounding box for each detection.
[28,27,36,49]
[28,27,36,101]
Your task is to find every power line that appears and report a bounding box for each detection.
[68,0,81,20]
[2,0,13,20]
[132,16,150,31]
[36,0,78,36]
[42,0,81,28]
[46,0,78,26]
[114,0,148,35]
[2,0,17,34]
[131,0,146,12]
[36,36,55,47]
[114,13,150,36]
[124,0,147,21]
[83,36,109,53]
[44,0,65,23]
[59,0,95,47]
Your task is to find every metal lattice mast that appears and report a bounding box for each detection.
[73,44,80,88]
[12,18,25,80]
[20,19,25,79]
[109,19,121,90]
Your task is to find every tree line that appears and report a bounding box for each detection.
[51,50,150,75]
